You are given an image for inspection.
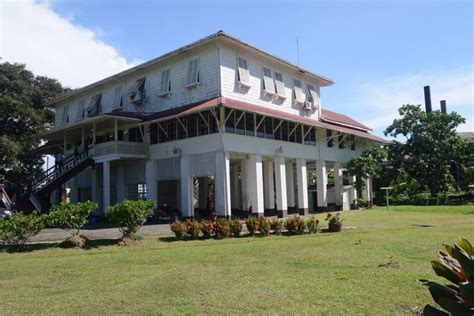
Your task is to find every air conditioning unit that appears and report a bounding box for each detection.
[130,90,145,104]
[303,101,313,110]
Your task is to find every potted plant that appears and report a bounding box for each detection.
[325,212,343,232]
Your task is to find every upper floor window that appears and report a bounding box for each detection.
[61,106,69,125]
[338,134,345,149]
[307,84,319,109]
[86,93,102,117]
[274,72,285,98]
[293,79,305,104]
[237,57,250,87]
[76,99,85,122]
[113,85,124,110]
[186,58,200,88]
[129,77,146,105]
[159,68,171,97]
[262,67,275,95]
[350,135,356,150]
[327,129,333,147]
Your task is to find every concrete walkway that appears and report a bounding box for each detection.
[29,224,172,243]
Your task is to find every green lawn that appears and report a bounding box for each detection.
[0,206,473,315]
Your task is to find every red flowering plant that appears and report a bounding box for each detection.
[258,216,271,236]
[229,219,243,237]
[214,218,230,239]
[170,220,187,239]
[185,220,201,239]
[306,216,320,234]
[270,218,283,235]
[200,220,214,239]
[325,212,343,232]
[245,215,258,236]
[284,216,306,235]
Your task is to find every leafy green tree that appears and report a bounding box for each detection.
[347,146,387,199]
[106,200,156,239]
[0,62,64,195]
[49,201,97,237]
[384,105,467,196]
[0,211,46,251]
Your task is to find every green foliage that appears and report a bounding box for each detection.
[48,201,97,237]
[258,216,270,236]
[200,220,214,239]
[307,216,320,234]
[245,216,258,236]
[214,218,230,239]
[229,219,243,237]
[325,212,343,225]
[170,220,186,239]
[106,200,155,238]
[347,146,387,199]
[385,104,468,196]
[419,237,474,315]
[270,218,283,235]
[185,220,201,240]
[0,62,64,194]
[284,216,306,235]
[0,212,46,250]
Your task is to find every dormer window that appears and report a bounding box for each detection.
[159,68,171,97]
[307,84,319,109]
[274,72,285,98]
[129,77,146,105]
[86,93,102,117]
[262,67,275,95]
[186,58,200,88]
[293,79,305,104]
[237,57,250,88]
[76,99,85,121]
[113,85,124,110]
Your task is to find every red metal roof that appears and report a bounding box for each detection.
[321,108,372,131]
[142,97,387,144]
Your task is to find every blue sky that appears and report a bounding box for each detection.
[2,0,473,137]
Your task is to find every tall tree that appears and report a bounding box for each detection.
[0,62,64,195]
[384,104,467,196]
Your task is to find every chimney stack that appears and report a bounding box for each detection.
[424,86,432,113]
[440,100,447,114]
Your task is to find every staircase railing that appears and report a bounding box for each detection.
[31,147,94,194]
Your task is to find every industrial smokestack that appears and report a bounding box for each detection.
[424,86,432,113]
[440,100,447,114]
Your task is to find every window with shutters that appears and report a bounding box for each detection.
[129,78,146,103]
[113,85,124,109]
[350,135,356,150]
[87,94,102,117]
[307,84,319,108]
[186,58,200,88]
[293,79,305,104]
[262,67,275,95]
[274,72,285,98]
[159,68,171,97]
[327,129,333,147]
[237,57,250,87]
[61,106,69,125]
[338,134,345,149]
[76,99,85,122]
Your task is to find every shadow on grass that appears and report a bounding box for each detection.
[1,238,121,253]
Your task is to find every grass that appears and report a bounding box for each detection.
[0,206,473,315]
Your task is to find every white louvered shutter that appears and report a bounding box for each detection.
[274,72,285,97]
[113,86,123,109]
[76,100,85,121]
[61,106,69,125]
[293,80,304,103]
[307,85,319,108]
[263,67,275,94]
[237,57,250,85]
[160,69,171,94]
[187,59,199,86]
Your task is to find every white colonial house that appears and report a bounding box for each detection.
[35,31,385,218]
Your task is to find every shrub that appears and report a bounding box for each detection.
[0,212,46,250]
[170,220,187,239]
[419,237,474,315]
[229,219,243,237]
[106,199,155,239]
[258,216,270,236]
[285,216,306,235]
[325,212,343,225]
[246,216,258,236]
[48,201,97,237]
[355,198,366,209]
[200,220,214,239]
[185,220,201,239]
[214,218,230,239]
[270,218,283,235]
[306,216,320,234]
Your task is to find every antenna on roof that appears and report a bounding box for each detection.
[296,36,300,66]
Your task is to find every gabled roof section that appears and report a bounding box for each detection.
[48,31,334,106]
[321,109,372,131]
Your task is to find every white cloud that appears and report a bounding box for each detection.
[0,0,134,88]
[356,66,474,135]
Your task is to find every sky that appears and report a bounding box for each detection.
[1,0,473,138]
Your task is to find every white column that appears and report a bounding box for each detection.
[263,160,275,210]
[116,164,125,203]
[145,160,157,202]
[240,159,249,210]
[348,175,357,207]
[274,156,288,217]
[215,151,231,217]
[180,155,193,218]
[286,161,295,209]
[198,177,209,209]
[248,154,264,215]
[103,160,111,214]
[316,160,328,211]
[363,177,372,206]
[296,158,309,215]
[334,162,343,209]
